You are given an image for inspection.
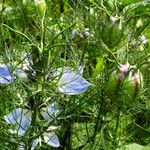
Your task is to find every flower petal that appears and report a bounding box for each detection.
[18,142,25,150]
[41,102,60,121]
[4,108,22,124]
[17,115,31,136]
[31,138,39,150]
[4,109,31,136]
[0,64,12,84]
[16,68,28,81]
[58,72,91,95]
[47,126,61,131]
[43,133,60,148]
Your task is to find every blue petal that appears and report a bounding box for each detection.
[0,64,12,84]
[58,72,91,95]
[31,138,39,150]
[41,102,60,121]
[4,108,31,136]
[17,112,31,136]
[70,30,78,39]
[4,108,22,124]
[44,133,60,148]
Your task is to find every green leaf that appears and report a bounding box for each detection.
[122,0,145,6]
[141,146,150,150]
[116,143,144,150]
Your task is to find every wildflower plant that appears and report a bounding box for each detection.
[0,0,150,150]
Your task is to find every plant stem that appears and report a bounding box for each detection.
[113,105,121,148]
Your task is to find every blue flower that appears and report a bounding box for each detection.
[4,102,60,136]
[31,126,60,149]
[0,64,13,84]
[4,108,31,136]
[55,66,92,95]
[41,102,60,121]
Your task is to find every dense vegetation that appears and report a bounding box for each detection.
[0,0,150,149]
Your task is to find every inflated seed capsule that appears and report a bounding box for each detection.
[102,17,124,50]
[105,63,143,103]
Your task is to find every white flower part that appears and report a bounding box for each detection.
[20,52,33,70]
[70,29,78,39]
[111,16,118,23]
[0,3,2,12]
[47,126,61,131]
[16,68,28,81]
[4,108,31,136]
[83,28,90,37]
[34,0,45,5]
[78,65,84,75]
[56,66,91,95]
[31,138,39,150]
[3,6,12,15]
[18,142,25,150]
[0,64,13,84]
[41,102,60,121]
[90,7,94,14]
[119,63,130,72]
[139,35,148,44]
[43,133,60,148]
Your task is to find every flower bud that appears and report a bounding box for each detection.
[102,17,124,49]
[105,63,143,103]
[34,0,46,15]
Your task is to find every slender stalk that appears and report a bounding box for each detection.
[3,24,36,47]
[113,105,121,148]
[41,11,46,100]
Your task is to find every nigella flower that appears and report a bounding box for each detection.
[55,66,92,95]
[4,102,60,137]
[0,64,13,85]
[4,108,31,136]
[30,126,60,149]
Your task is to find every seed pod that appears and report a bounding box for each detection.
[102,17,124,50]
[105,63,143,103]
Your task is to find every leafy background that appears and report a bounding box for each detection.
[0,0,150,150]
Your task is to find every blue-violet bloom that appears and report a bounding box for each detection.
[0,64,13,84]
[55,66,92,95]
[4,102,60,137]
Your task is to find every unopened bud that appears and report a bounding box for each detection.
[105,63,143,103]
[34,0,46,15]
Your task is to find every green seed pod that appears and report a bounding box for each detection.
[34,0,46,15]
[103,0,116,12]
[105,63,143,103]
[102,17,124,50]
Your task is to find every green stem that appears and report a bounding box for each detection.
[136,54,150,69]
[41,11,46,102]
[101,40,120,66]
[113,106,121,148]
[3,24,36,47]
